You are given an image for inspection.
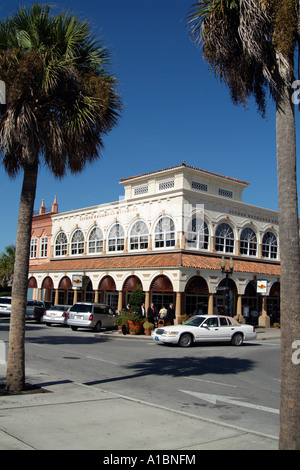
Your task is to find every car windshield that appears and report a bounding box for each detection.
[183,316,206,327]
[70,304,91,313]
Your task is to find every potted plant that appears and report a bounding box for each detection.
[127,311,144,334]
[143,321,154,336]
[128,285,145,313]
[114,312,129,333]
[129,326,139,335]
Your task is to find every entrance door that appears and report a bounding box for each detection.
[105,292,118,311]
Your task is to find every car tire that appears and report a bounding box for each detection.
[231,333,243,346]
[71,326,78,331]
[179,333,193,348]
[94,321,102,332]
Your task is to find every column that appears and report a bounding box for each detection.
[54,289,59,306]
[145,291,150,311]
[94,290,99,303]
[235,294,243,323]
[117,290,123,314]
[259,295,270,328]
[175,292,181,325]
[208,293,214,315]
[73,289,78,304]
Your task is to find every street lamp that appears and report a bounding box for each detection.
[220,256,234,316]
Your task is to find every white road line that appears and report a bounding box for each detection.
[180,390,279,414]
[183,376,237,388]
[86,355,119,365]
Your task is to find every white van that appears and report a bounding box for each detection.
[67,302,116,332]
[0,297,12,316]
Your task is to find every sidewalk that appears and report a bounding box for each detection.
[0,329,280,451]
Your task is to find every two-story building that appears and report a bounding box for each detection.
[28,163,281,327]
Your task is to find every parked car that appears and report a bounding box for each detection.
[26,300,52,323]
[43,305,70,326]
[152,315,257,347]
[0,297,12,316]
[67,302,116,332]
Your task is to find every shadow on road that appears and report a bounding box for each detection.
[83,355,255,386]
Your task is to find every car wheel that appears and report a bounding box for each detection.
[45,323,51,327]
[94,321,102,332]
[71,326,78,331]
[179,333,193,348]
[231,333,243,346]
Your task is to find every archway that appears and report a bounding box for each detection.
[268,281,280,324]
[123,275,143,309]
[98,275,118,310]
[150,275,174,312]
[41,276,54,303]
[185,276,209,315]
[57,276,73,305]
[216,277,237,316]
[27,276,38,300]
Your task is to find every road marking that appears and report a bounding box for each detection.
[180,390,279,414]
[183,377,237,388]
[86,355,119,365]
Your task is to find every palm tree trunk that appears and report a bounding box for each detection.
[5,163,38,393]
[277,84,300,449]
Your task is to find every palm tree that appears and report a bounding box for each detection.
[187,0,300,449]
[0,4,121,393]
[0,245,15,288]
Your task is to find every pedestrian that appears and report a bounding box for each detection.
[159,305,167,318]
[139,303,146,317]
[166,302,175,325]
[147,303,156,324]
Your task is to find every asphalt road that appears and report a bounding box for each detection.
[0,318,280,440]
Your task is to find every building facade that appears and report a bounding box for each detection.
[28,163,281,327]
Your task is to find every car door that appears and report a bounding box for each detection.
[216,317,234,341]
[194,316,220,342]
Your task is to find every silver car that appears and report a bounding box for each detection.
[0,297,12,316]
[67,302,116,332]
[43,305,70,326]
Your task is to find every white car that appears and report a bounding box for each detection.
[152,315,256,347]
[43,305,70,326]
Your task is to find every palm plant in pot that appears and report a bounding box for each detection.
[143,321,154,336]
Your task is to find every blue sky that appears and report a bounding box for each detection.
[0,0,299,253]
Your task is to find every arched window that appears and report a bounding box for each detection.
[71,229,84,255]
[240,227,257,257]
[262,232,278,259]
[154,216,175,248]
[108,224,125,252]
[130,220,149,250]
[186,217,209,250]
[55,232,67,257]
[88,227,103,254]
[215,222,234,253]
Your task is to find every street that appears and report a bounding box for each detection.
[0,318,280,442]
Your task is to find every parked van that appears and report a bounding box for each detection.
[67,302,116,332]
[0,297,12,316]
